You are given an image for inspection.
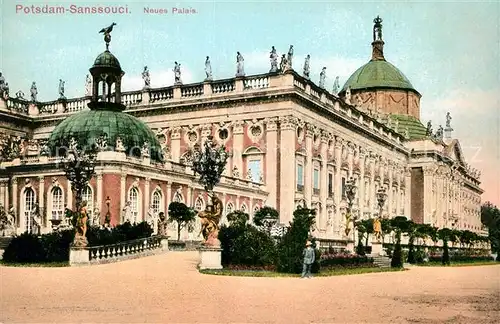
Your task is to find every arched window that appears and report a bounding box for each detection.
[240,203,247,213]
[253,205,260,215]
[24,188,35,233]
[173,190,183,203]
[152,190,163,214]
[226,202,234,215]
[129,187,140,223]
[82,185,93,220]
[194,197,204,212]
[51,187,64,220]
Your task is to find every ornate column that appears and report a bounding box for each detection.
[423,165,435,223]
[347,142,355,178]
[279,115,297,224]
[12,177,18,226]
[395,166,401,214]
[38,176,45,227]
[96,173,103,213]
[358,148,366,216]
[120,174,126,222]
[249,198,254,223]
[0,180,5,209]
[319,131,328,230]
[404,166,411,218]
[67,179,73,209]
[187,186,192,207]
[170,127,182,163]
[387,161,394,215]
[165,182,172,216]
[334,137,343,233]
[370,153,377,215]
[304,124,314,206]
[232,120,245,176]
[264,117,278,208]
[235,195,240,211]
[144,177,151,221]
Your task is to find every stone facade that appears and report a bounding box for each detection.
[0,69,485,241]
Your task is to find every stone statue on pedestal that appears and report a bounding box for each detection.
[58,79,65,99]
[30,82,38,102]
[142,66,151,88]
[303,55,311,79]
[157,212,167,236]
[373,217,382,242]
[122,201,132,223]
[85,74,92,96]
[204,56,213,81]
[115,136,125,152]
[174,62,182,85]
[436,125,444,140]
[269,46,278,73]
[279,54,288,73]
[426,121,433,136]
[198,195,223,246]
[446,112,452,128]
[236,52,245,77]
[332,76,340,95]
[319,67,326,89]
[73,201,89,247]
[287,45,294,69]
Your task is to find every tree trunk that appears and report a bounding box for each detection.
[177,222,181,241]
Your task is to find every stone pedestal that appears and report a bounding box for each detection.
[371,242,383,256]
[198,246,223,270]
[160,236,169,252]
[346,242,355,253]
[69,247,90,266]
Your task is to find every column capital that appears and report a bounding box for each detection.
[171,126,183,140]
[320,130,330,144]
[232,120,245,134]
[97,173,103,180]
[264,117,279,132]
[145,177,151,183]
[279,115,298,131]
[38,176,45,183]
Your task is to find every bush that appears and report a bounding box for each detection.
[219,223,277,267]
[40,229,74,262]
[320,252,374,268]
[407,243,416,264]
[2,233,46,263]
[86,221,153,246]
[391,242,403,268]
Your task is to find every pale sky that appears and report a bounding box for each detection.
[1,0,499,204]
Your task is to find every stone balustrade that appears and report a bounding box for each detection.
[70,235,169,266]
[0,71,404,145]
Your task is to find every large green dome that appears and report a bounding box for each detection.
[47,110,163,162]
[93,50,122,69]
[341,60,416,92]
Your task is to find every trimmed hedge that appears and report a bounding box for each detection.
[320,252,374,268]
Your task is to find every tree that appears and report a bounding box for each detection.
[438,228,452,265]
[481,201,500,253]
[253,206,279,227]
[227,210,250,227]
[390,216,410,268]
[167,202,196,241]
[277,206,317,273]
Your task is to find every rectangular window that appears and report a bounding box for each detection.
[296,164,304,191]
[341,177,346,198]
[248,159,262,182]
[313,169,320,195]
[328,173,333,197]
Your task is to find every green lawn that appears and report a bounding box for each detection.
[0,260,69,267]
[200,267,406,277]
[418,260,499,267]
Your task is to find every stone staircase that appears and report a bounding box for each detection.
[371,255,391,268]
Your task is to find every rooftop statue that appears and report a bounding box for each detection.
[99,22,117,50]
[236,51,245,77]
[373,15,383,41]
[436,125,444,140]
[319,67,326,89]
[425,121,433,136]
[303,54,311,79]
[142,66,151,88]
[446,112,452,128]
[279,54,288,73]
[30,82,38,102]
[332,76,340,95]
[85,74,92,97]
[269,46,278,73]
[58,79,65,99]
[174,61,182,85]
[205,56,213,81]
[0,72,6,96]
[287,45,294,69]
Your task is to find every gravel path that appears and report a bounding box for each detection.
[1,252,499,323]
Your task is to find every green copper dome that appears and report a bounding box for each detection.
[93,50,122,69]
[341,60,416,92]
[47,110,163,162]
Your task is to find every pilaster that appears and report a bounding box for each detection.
[279,115,297,224]
[12,177,18,226]
[304,124,314,207]
[404,166,411,219]
[96,173,103,214]
[264,117,278,208]
[319,132,328,230]
[144,177,151,221]
[120,174,126,223]
[171,127,182,163]
[166,182,172,217]
[38,176,45,227]
[359,148,366,215]
[67,179,73,209]
[334,137,343,233]
[232,120,245,176]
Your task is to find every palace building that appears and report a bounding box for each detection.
[0,18,485,242]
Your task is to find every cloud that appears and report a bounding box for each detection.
[121,67,194,91]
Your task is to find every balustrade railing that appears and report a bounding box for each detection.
[244,76,269,90]
[122,92,142,106]
[150,88,174,102]
[88,235,163,264]
[5,97,29,114]
[181,84,204,98]
[211,80,235,94]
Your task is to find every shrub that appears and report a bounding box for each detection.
[2,233,46,263]
[219,223,277,267]
[320,252,374,268]
[391,242,403,268]
[253,206,279,227]
[40,229,74,262]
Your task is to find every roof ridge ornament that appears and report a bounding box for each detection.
[99,22,117,51]
[371,16,385,61]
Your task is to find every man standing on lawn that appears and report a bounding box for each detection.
[301,240,315,278]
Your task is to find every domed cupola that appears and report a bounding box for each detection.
[340,16,422,120]
[47,24,163,162]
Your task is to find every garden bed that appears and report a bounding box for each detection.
[200,267,405,277]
